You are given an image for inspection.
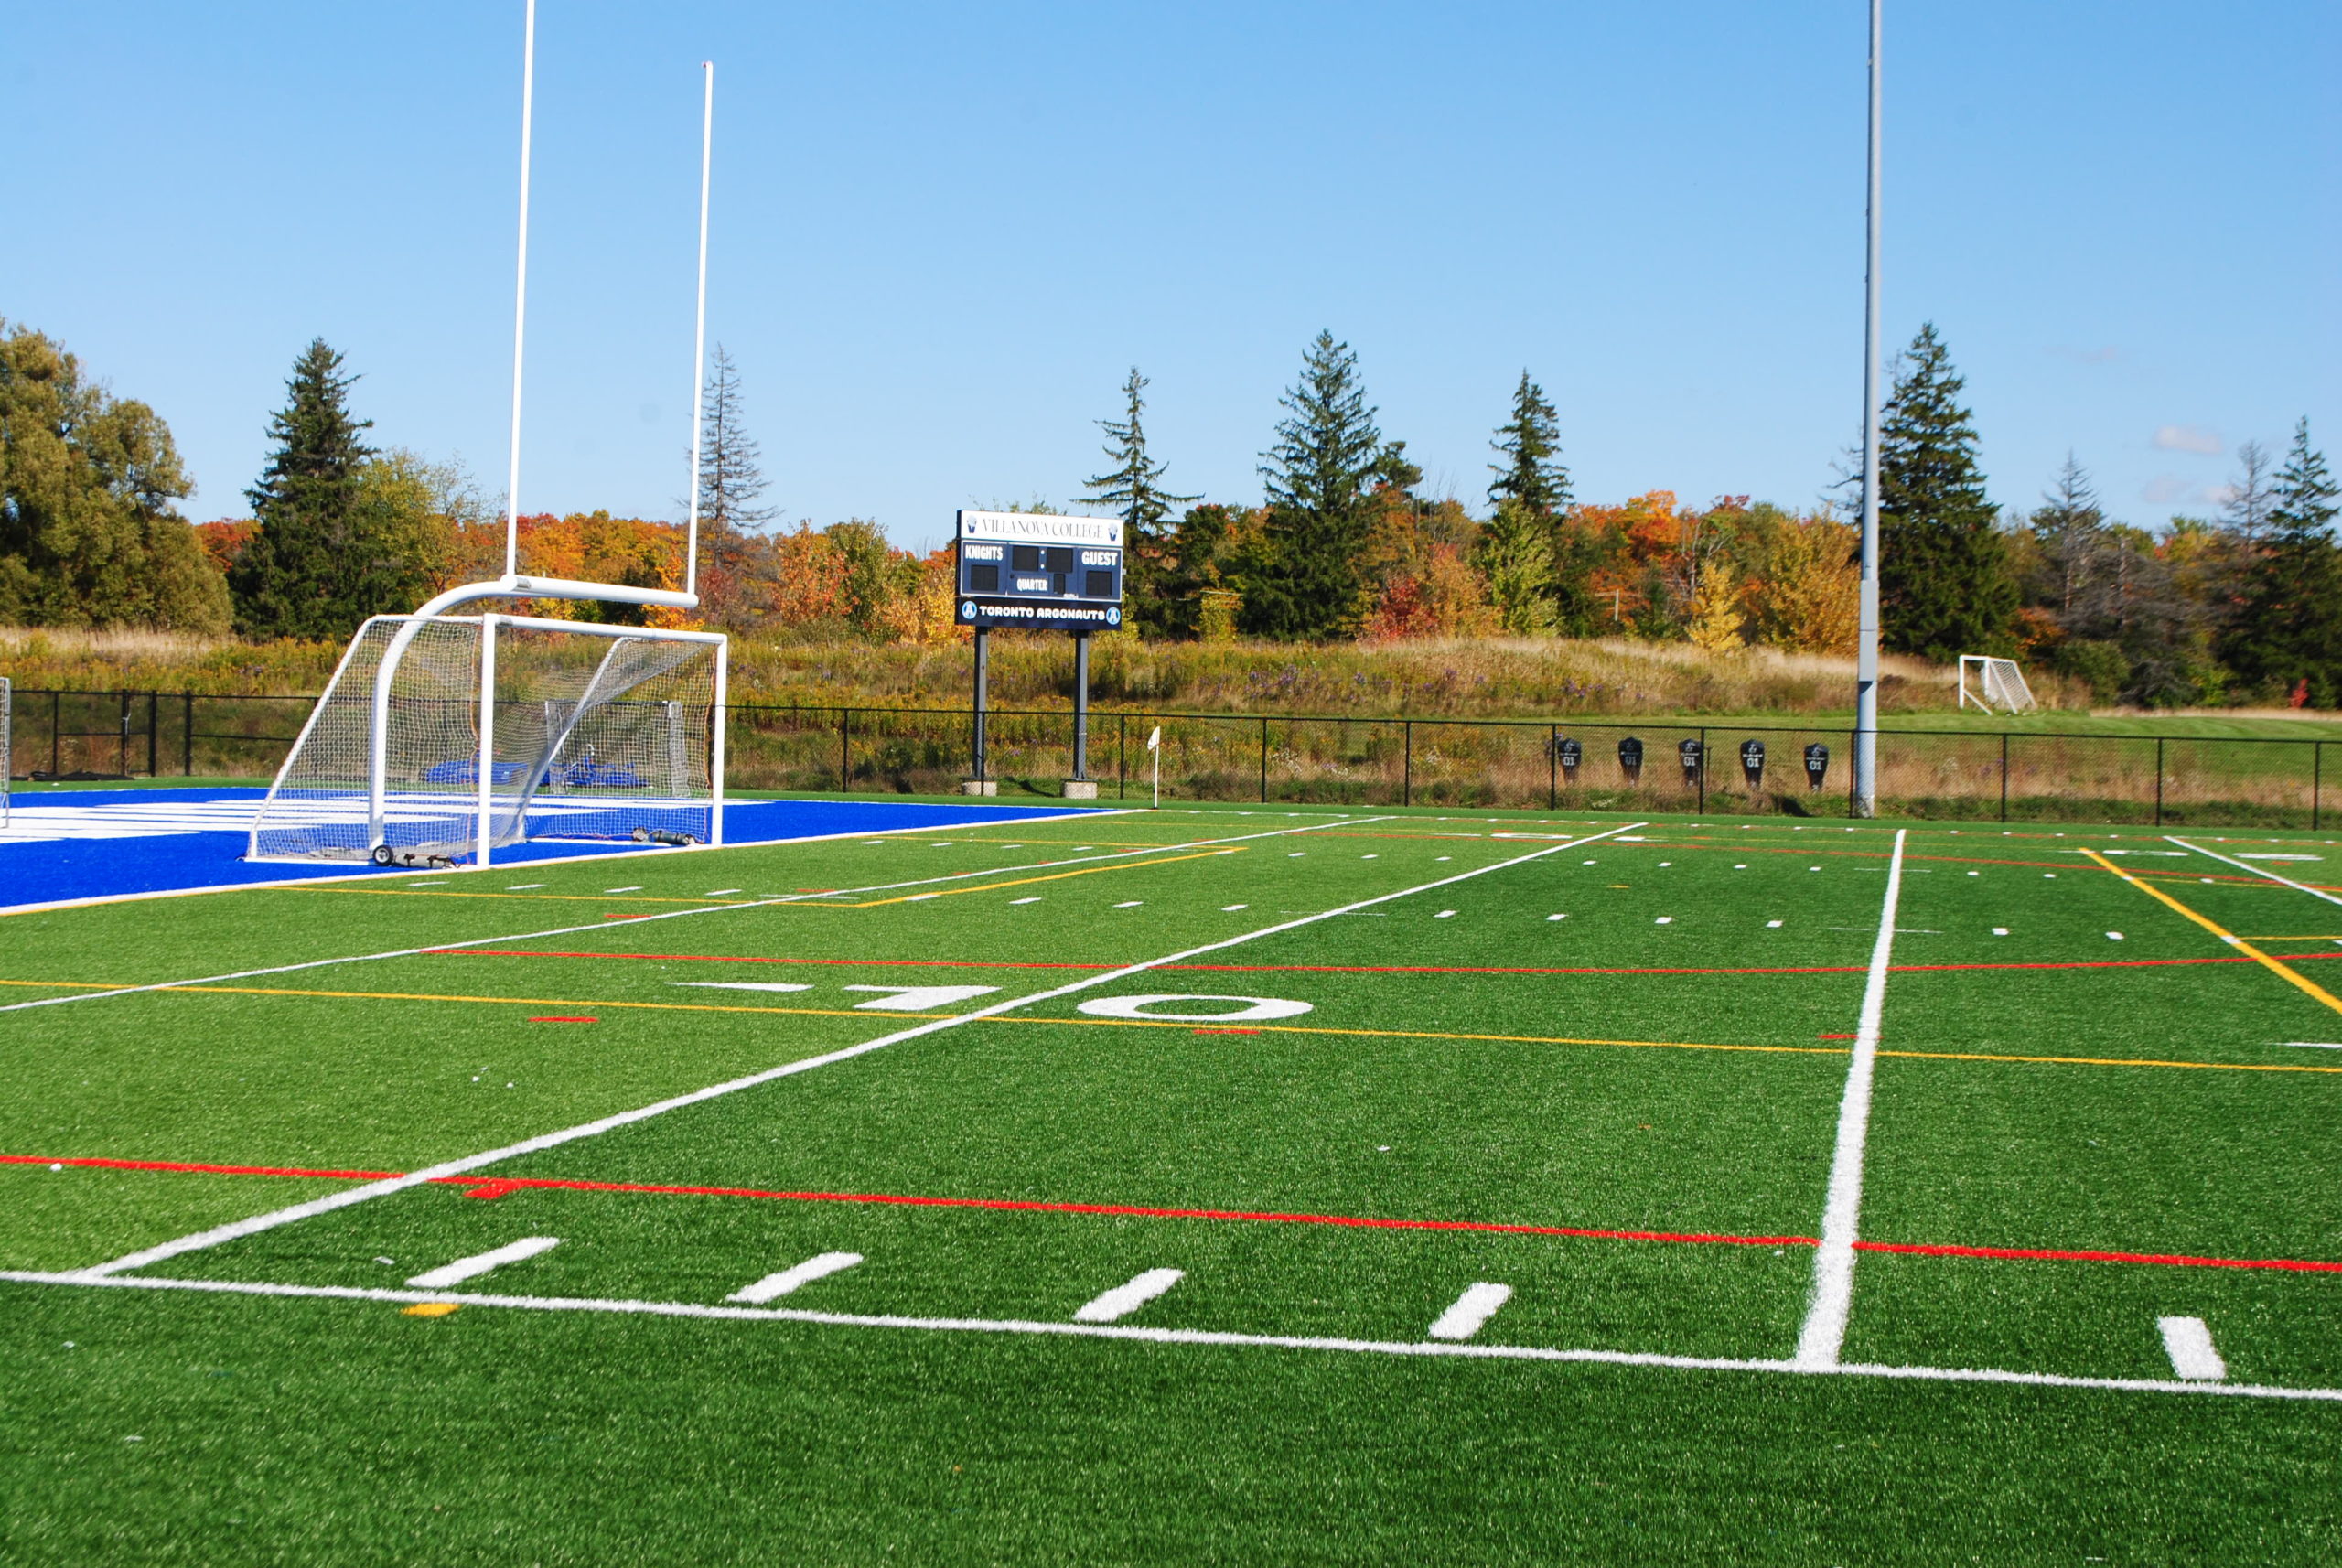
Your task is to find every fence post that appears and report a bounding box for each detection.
[50,691,59,777]
[1259,717,1269,803]
[183,692,195,776]
[1697,725,1707,813]
[1402,720,1413,808]
[1549,723,1557,811]
[146,692,157,778]
[840,708,850,793]
[2315,742,2324,832]
[1119,713,1127,800]
[2154,736,2165,827]
[117,690,131,776]
[2000,733,2010,822]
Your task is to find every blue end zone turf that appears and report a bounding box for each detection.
[0,789,1105,912]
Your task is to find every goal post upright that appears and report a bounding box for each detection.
[348,8,721,863]
[476,613,500,869]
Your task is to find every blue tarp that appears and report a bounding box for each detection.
[0,789,1104,910]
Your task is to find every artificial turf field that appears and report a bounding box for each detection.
[5,802,2342,1563]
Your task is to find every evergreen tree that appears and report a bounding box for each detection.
[695,344,775,533]
[2222,420,2342,703]
[1475,500,1559,634]
[1082,367,1196,636]
[691,345,778,629]
[0,319,230,632]
[1874,323,2015,659]
[1241,331,1385,640]
[1487,371,1570,516]
[2029,453,2103,618]
[230,338,415,639]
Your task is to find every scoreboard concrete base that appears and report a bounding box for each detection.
[1061,779,1100,800]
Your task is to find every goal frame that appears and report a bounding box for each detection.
[1957,654,2036,714]
[252,611,727,867]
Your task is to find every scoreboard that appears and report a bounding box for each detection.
[954,510,1125,630]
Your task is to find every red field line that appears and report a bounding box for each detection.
[433,1173,1821,1248]
[0,1153,401,1181]
[1853,1240,2342,1274]
[435,948,2342,980]
[25,1153,2342,1274]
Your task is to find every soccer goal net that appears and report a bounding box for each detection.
[1958,654,2036,714]
[248,614,726,866]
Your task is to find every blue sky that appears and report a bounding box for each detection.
[6,1,2335,552]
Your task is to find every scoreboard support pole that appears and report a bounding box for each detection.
[968,626,991,791]
[1071,630,1092,783]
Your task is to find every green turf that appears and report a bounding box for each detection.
[6,804,2342,1562]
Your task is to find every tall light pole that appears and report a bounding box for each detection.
[1853,0,1884,819]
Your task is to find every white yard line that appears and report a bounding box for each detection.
[0,815,1364,1019]
[2168,836,2342,908]
[1793,827,1909,1370]
[74,820,1641,1280]
[5,1268,2335,1403]
[406,1236,561,1288]
[1426,1282,1512,1341]
[1072,1268,1185,1323]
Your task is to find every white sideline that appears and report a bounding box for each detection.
[2168,836,2342,908]
[729,1251,864,1304]
[0,811,1335,1017]
[406,1236,561,1288]
[1073,1268,1185,1323]
[74,819,1642,1280]
[5,1269,2337,1404]
[1426,1282,1512,1341]
[1793,827,1908,1369]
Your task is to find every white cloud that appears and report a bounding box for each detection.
[2141,475,2192,505]
[2153,424,2223,456]
[2202,484,2240,510]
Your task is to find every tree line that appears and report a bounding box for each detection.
[3,314,2334,706]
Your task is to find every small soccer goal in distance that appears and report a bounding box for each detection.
[1957,654,2036,714]
[247,613,726,867]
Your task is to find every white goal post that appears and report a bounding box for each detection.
[1958,654,2036,714]
[248,614,726,866]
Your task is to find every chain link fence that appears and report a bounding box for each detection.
[5,688,2333,828]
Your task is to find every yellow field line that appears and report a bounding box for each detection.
[147,983,957,1022]
[20,973,2341,1075]
[0,978,124,991]
[844,846,1243,906]
[2082,849,2342,1020]
[1006,1015,1842,1057]
[1880,1049,2341,1074]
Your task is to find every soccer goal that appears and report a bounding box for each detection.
[1958,654,2036,714]
[247,614,726,866]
